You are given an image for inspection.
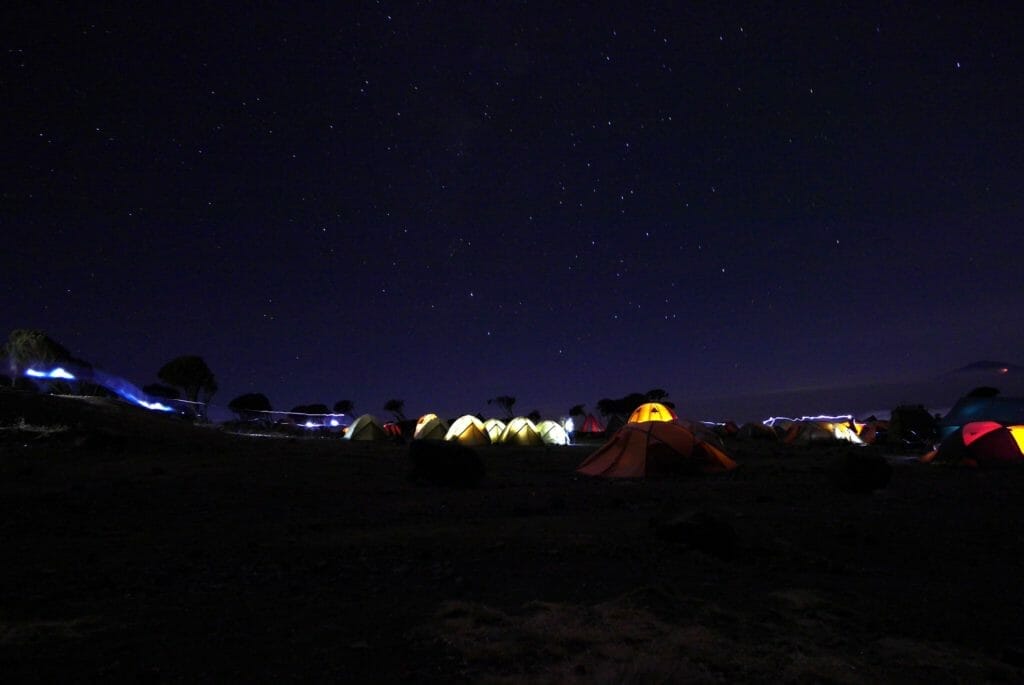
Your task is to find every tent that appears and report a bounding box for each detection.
[577,421,737,477]
[737,422,778,440]
[536,420,570,445]
[413,413,448,440]
[445,415,491,446]
[783,421,862,445]
[345,414,388,441]
[483,419,507,443]
[940,396,1024,439]
[627,402,678,423]
[498,417,544,446]
[577,414,605,435]
[921,421,1024,466]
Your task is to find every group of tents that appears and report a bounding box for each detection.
[344,413,573,447]
[342,402,739,478]
[343,394,1024,474]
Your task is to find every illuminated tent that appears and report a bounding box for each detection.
[940,396,1024,439]
[536,420,570,445]
[921,421,1024,467]
[498,417,544,446]
[627,402,678,424]
[345,414,389,441]
[783,421,862,445]
[483,419,507,443]
[445,415,491,446]
[857,419,888,445]
[577,421,737,478]
[578,414,605,434]
[413,413,449,440]
[737,422,778,440]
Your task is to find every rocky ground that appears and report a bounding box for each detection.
[2,390,1023,683]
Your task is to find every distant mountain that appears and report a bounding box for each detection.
[943,360,1024,376]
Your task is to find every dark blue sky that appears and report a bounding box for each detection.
[4,3,1022,420]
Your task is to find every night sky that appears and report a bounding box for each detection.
[4,3,1023,421]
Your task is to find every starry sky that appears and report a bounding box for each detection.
[4,3,1023,421]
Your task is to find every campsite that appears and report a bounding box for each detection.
[3,389,1024,683]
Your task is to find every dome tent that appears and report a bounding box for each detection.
[413,413,448,441]
[577,421,737,478]
[498,417,544,446]
[445,415,491,446]
[345,414,388,441]
[627,402,677,424]
[483,419,507,443]
[921,421,1024,467]
[578,414,605,435]
[536,420,570,445]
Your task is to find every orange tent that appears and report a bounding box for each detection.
[577,421,737,478]
[627,402,678,423]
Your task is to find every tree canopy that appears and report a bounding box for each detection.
[157,355,217,405]
[488,395,516,420]
[143,383,181,400]
[228,393,272,421]
[3,329,88,376]
[383,399,406,422]
[333,399,354,414]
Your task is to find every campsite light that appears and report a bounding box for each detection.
[564,417,575,434]
[329,418,340,427]
[764,414,853,427]
[26,367,76,380]
[304,420,317,429]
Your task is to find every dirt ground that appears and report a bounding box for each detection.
[2,390,1023,683]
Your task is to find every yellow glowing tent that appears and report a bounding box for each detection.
[498,417,544,446]
[445,415,491,446]
[536,420,570,445]
[627,402,678,424]
[483,419,507,442]
[413,413,448,440]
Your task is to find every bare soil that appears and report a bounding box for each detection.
[2,390,1023,683]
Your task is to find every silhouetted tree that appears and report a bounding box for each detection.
[290,403,331,424]
[384,398,406,422]
[157,355,217,407]
[228,393,272,421]
[333,399,355,414]
[569,404,586,418]
[596,392,649,419]
[488,395,516,420]
[144,383,181,400]
[645,388,670,401]
[3,329,88,378]
[527,409,542,423]
[966,386,1000,398]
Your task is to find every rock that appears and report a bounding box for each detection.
[408,440,484,488]
[831,450,892,493]
[651,510,738,560]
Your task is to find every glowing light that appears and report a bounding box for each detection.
[564,417,575,433]
[763,414,853,427]
[25,367,76,380]
[330,419,339,427]
[304,420,317,428]
[91,370,175,412]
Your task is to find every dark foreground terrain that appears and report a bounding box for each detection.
[2,390,1023,683]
